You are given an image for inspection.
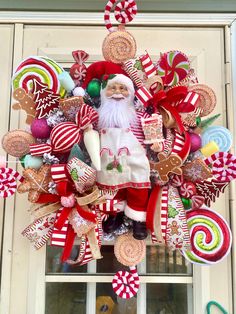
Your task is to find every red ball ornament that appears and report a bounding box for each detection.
[189,132,202,153]
[30,118,51,139]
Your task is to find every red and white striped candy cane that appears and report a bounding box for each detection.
[0,167,23,198]
[205,152,236,182]
[112,266,140,299]
[104,0,137,32]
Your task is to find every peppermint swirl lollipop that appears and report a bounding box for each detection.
[202,126,232,152]
[0,167,23,198]
[112,266,140,299]
[156,50,190,86]
[181,208,232,265]
[12,56,66,97]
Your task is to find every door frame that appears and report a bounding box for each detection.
[0,11,236,314]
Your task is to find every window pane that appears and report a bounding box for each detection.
[96,283,137,314]
[46,245,87,274]
[97,245,130,274]
[45,283,86,314]
[146,246,192,275]
[146,283,192,314]
[96,245,192,275]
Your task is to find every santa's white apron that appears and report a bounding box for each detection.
[96,128,151,190]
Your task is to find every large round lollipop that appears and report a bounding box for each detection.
[12,56,66,97]
[181,207,232,265]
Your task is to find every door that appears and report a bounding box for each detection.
[1,24,232,314]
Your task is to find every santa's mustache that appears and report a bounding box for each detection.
[107,94,125,99]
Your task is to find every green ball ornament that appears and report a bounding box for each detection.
[196,116,201,126]
[24,154,43,170]
[19,155,26,168]
[181,197,192,210]
[87,79,101,98]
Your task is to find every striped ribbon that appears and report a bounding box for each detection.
[104,0,137,32]
[51,164,68,183]
[0,167,23,198]
[135,86,153,107]
[140,52,156,78]
[123,60,143,88]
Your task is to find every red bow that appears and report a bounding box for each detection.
[152,86,198,113]
[37,181,97,261]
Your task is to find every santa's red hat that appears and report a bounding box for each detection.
[82,61,127,89]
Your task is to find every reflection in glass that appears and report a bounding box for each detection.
[146,283,192,314]
[96,283,137,314]
[45,283,86,314]
[46,245,87,274]
[146,246,192,275]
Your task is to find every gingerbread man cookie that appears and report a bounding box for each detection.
[150,153,182,182]
[17,165,52,203]
[12,88,36,124]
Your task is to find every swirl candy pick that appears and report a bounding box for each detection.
[112,266,140,299]
[0,168,23,198]
[181,208,232,265]
[114,232,146,266]
[202,126,233,153]
[102,0,137,63]
[12,56,66,97]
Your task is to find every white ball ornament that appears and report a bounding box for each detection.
[73,87,86,97]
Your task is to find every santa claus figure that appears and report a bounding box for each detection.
[95,73,151,240]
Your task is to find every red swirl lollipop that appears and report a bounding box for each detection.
[157,50,190,86]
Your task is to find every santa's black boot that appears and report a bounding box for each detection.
[133,221,148,240]
[102,212,124,234]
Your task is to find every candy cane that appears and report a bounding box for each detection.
[112,266,140,299]
[205,152,236,182]
[104,0,137,32]
[0,167,23,198]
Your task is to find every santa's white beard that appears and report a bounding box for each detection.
[98,94,137,129]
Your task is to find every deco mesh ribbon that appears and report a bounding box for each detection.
[112,266,140,299]
[181,208,232,265]
[0,167,23,198]
[104,0,137,32]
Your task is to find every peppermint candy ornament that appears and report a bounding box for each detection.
[179,182,197,198]
[156,50,190,86]
[112,266,140,299]
[70,50,89,85]
[205,152,236,182]
[0,167,23,198]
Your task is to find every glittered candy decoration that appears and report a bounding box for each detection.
[156,50,190,86]
[0,167,23,198]
[112,266,139,299]
[181,208,232,265]
[104,0,137,33]
[12,56,66,97]
[202,126,233,152]
[114,232,146,266]
[204,152,236,182]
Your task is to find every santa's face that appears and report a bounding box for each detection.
[105,82,129,99]
[98,80,136,129]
